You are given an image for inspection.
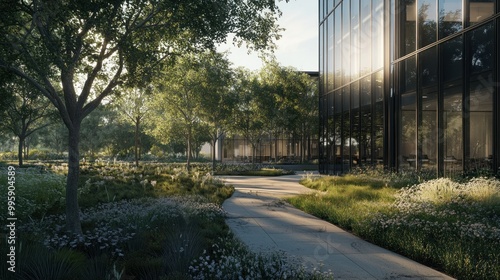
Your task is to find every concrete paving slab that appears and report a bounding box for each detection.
[220,174,456,280]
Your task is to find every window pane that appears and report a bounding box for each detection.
[400,89,416,170]
[351,0,360,78]
[401,0,417,56]
[360,0,372,75]
[335,7,342,87]
[418,47,437,174]
[419,0,437,47]
[441,35,463,82]
[420,87,437,175]
[401,55,417,92]
[328,16,334,91]
[343,87,351,168]
[374,71,384,165]
[343,0,351,83]
[328,0,335,14]
[372,0,384,70]
[439,0,462,38]
[443,82,463,176]
[320,0,324,19]
[468,74,493,170]
[469,0,494,25]
[470,22,494,74]
[334,90,343,166]
[466,23,494,171]
[360,76,372,164]
[419,47,438,87]
[351,81,360,166]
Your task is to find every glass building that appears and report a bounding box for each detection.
[319,0,500,176]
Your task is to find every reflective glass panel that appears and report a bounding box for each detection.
[470,22,494,74]
[439,0,462,38]
[334,90,343,165]
[335,7,342,87]
[360,76,372,164]
[328,16,334,91]
[419,47,438,87]
[402,0,417,56]
[466,23,494,171]
[441,36,463,82]
[400,91,416,170]
[360,0,372,75]
[343,0,351,83]
[443,82,463,176]
[372,0,384,70]
[374,71,384,164]
[351,81,360,166]
[343,87,351,168]
[469,0,494,25]
[419,0,437,47]
[351,0,360,79]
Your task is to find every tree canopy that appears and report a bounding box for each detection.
[0,0,287,234]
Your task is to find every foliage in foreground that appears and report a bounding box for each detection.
[291,174,500,280]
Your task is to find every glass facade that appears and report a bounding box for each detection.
[319,0,500,176]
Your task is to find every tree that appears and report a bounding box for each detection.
[192,51,236,172]
[79,104,121,160]
[0,0,287,234]
[254,61,318,162]
[116,87,153,167]
[0,76,56,166]
[230,68,267,164]
[147,111,210,161]
[153,53,209,171]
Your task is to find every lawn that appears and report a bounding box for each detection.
[0,162,331,280]
[287,173,500,280]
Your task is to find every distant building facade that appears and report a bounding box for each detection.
[319,0,500,175]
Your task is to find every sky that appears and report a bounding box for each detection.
[217,0,318,72]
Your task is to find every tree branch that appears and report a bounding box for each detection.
[81,50,124,119]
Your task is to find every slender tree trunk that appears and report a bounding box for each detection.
[25,139,29,160]
[18,136,24,167]
[212,138,217,173]
[134,117,140,167]
[274,135,278,162]
[66,125,83,235]
[252,144,256,164]
[186,126,191,172]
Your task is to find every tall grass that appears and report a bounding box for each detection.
[289,175,500,280]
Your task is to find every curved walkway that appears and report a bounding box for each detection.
[221,173,455,280]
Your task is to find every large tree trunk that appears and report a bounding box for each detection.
[66,125,83,235]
